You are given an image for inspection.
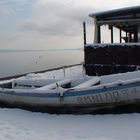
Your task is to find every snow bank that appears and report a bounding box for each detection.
[22,65,84,80]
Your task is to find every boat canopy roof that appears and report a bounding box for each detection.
[89,5,140,43]
[89,6,140,19]
[89,6,140,29]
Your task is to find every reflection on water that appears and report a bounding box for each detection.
[0,49,84,78]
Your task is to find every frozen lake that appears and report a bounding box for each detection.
[0,49,83,78]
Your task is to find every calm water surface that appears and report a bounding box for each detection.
[0,49,84,78]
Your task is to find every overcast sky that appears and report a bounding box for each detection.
[0,0,140,50]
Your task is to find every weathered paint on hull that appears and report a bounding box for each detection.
[0,98,140,114]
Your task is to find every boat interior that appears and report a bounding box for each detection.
[0,76,100,90]
[0,70,140,91]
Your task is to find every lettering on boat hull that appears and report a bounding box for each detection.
[76,88,138,105]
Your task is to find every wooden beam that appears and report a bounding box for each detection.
[96,18,140,26]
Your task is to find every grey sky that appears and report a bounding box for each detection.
[0,0,140,50]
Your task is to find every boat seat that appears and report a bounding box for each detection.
[36,79,72,90]
[74,77,100,89]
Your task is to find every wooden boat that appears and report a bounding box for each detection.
[0,70,140,114]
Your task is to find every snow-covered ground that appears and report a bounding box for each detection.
[0,108,140,140]
[1,65,140,140]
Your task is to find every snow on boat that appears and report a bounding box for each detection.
[0,69,140,114]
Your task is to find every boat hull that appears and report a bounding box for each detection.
[0,80,140,114]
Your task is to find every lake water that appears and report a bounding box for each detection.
[0,49,84,78]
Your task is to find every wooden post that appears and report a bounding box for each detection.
[128,33,132,42]
[111,26,113,43]
[134,25,138,42]
[119,28,122,43]
[83,22,87,45]
[130,33,132,42]
[125,32,128,42]
[109,25,113,43]
[97,25,101,43]
[126,32,128,38]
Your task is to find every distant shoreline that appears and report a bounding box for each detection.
[0,48,83,53]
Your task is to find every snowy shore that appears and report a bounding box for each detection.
[1,108,140,140]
